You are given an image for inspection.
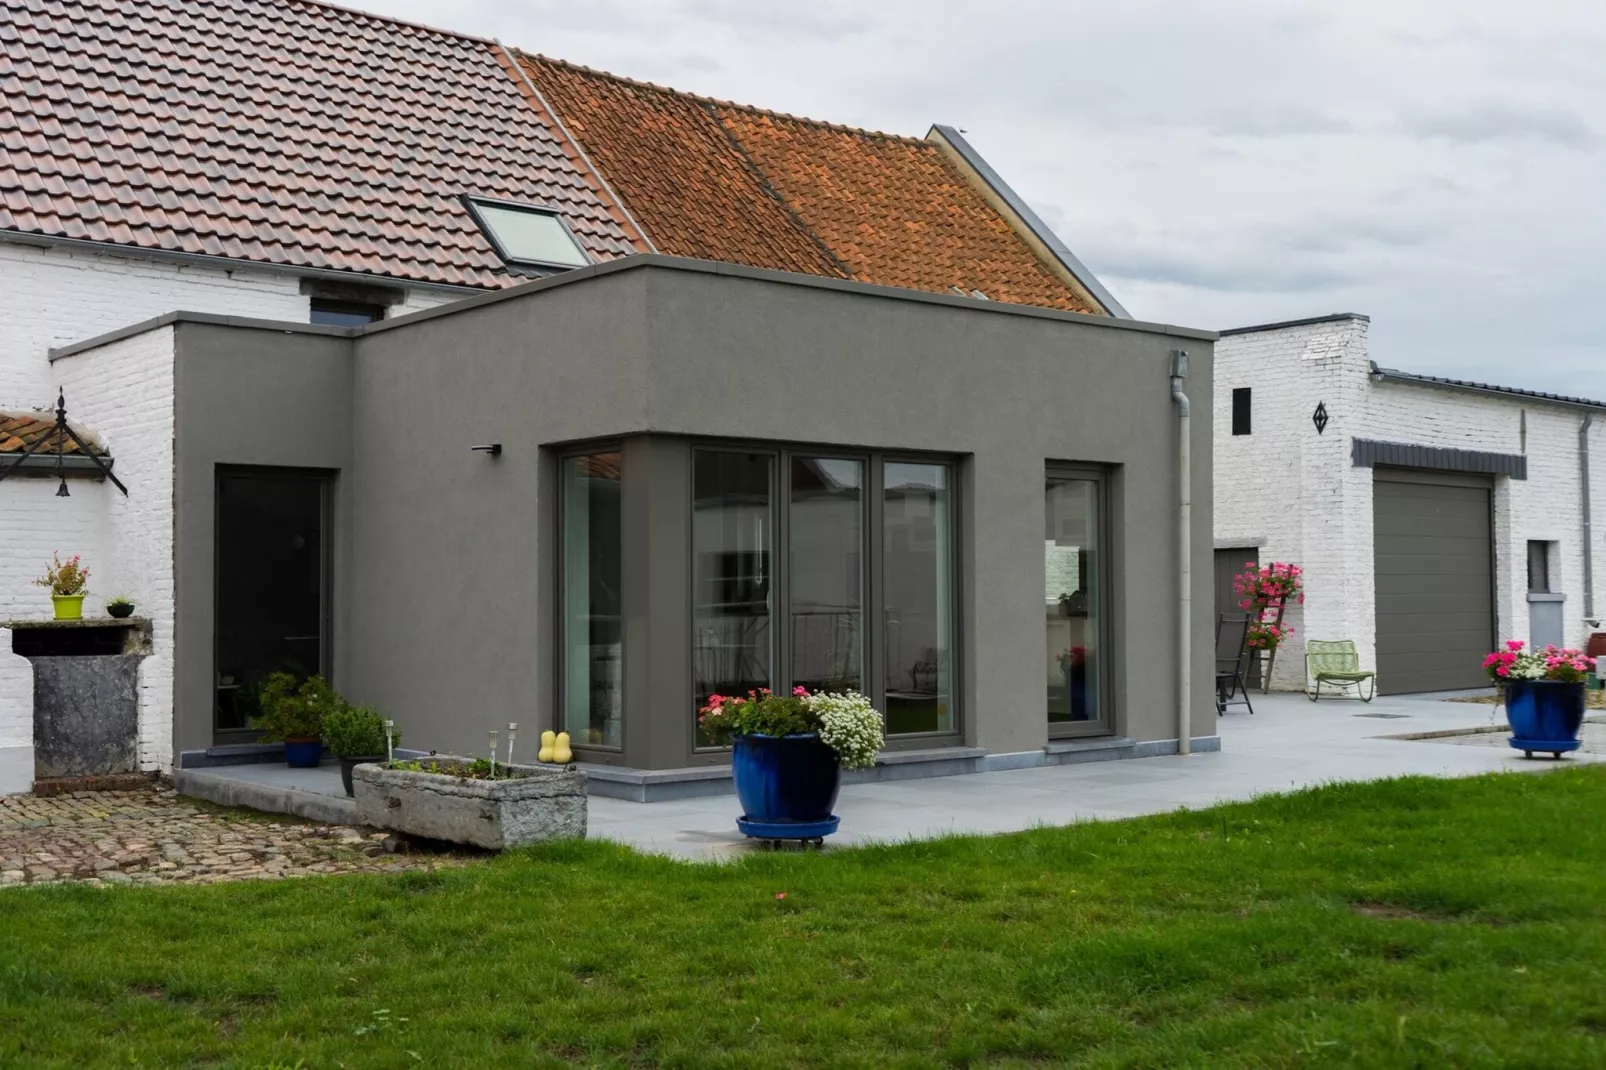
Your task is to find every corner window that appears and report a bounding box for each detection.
[691,447,958,744]
[1231,387,1252,436]
[561,452,624,748]
[466,197,591,269]
[310,299,385,327]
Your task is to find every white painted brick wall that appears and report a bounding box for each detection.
[0,242,307,411]
[1215,316,1606,690]
[0,239,477,787]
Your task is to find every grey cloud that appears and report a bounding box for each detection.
[1405,103,1600,147]
[673,0,877,42]
[1205,108,1354,138]
[1088,248,1358,295]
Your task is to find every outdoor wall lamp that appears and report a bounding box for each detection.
[470,443,503,457]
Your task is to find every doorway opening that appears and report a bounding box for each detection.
[214,469,331,741]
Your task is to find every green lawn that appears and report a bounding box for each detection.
[5,770,1606,1068]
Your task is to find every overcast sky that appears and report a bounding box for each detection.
[368,0,1604,394]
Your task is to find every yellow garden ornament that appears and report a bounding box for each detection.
[537,730,556,763]
[552,732,573,764]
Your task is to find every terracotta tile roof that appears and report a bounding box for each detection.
[520,55,1099,314]
[0,412,105,455]
[0,0,643,289]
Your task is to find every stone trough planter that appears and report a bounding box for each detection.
[352,761,587,850]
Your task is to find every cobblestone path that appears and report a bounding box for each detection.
[1,786,471,887]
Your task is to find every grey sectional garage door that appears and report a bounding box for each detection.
[1373,471,1493,694]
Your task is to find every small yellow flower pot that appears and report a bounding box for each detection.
[52,594,85,621]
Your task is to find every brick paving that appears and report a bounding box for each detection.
[0,787,473,888]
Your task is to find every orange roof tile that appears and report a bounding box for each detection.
[0,412,105,455]
[519,56,1099,314]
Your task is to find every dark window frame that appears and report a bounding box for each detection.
[686,442,964,755]
[1044,463,1115,740]
[556,442,628,754]
[1231,387,1252,436]
[309,298,386,327]
[1527,540,1554,595]
[463,195,593,270]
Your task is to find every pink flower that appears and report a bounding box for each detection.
[1496,666,1509,677]
[1506,640,1524,652]
[792,686,808,697]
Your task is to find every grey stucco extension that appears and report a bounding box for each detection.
[171,323,354,756]
[157,256,1215,777]
[347,258,1216,768]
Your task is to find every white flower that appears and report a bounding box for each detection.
[807,691,884,771]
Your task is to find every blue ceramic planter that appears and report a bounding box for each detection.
[731,733,841,841]
[283,738,324,768]
[1505,680,1585,759]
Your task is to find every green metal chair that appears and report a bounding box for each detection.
[1305,640,1376,702]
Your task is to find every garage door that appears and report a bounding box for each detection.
[1373,470,1493,694]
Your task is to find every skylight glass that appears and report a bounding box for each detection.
[467,199,591,268]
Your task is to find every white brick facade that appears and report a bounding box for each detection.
[1215,315,1606,690]
[0,238,470,791]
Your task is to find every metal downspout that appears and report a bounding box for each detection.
[1582,413,1595,620]
[1170,351,1192,756]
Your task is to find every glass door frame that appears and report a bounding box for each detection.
[686,440,964,757]
[1045,464,1115,740]
[211,465,334,744]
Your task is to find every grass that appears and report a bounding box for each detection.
[5,770,1606,1068]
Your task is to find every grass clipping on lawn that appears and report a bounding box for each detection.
[4,769,1606,1067]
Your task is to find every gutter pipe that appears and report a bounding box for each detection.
[1583,414,1595,621]
[1170,350,1192,756]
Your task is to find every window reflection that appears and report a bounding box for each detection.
[884,463,953,734]
[561,452,623,747]
[1045,477,1100,728]
[693,451,773,744]
[790,457,864,694]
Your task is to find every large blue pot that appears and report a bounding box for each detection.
[731,733,841,841]
[282,738,324,768]
[1505,680,1585,758]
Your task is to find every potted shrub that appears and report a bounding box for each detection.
[1484,640,1592,758]
[106,595,136,619]
[323,704,396,795]
[33,553,89,620]
[698,686,884,844]
[254,672,342,767]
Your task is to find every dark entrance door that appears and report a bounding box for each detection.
[214,469,329,740]
[1215,547,1261,688]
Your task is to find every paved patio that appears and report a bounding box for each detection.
[588,689,1605,859]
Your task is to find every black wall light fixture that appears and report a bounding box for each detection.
[471,443,503,457]
[1312,402,1329,435]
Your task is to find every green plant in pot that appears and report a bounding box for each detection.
[33,552,89,620]
[106,594,136,619]
[254,672,342,768]
[323,704,397,796]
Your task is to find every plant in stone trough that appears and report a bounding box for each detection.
[253,672,344,742]
[699,687,884,770]
[322,704,395,758]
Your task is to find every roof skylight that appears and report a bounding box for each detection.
[466,197,591,269]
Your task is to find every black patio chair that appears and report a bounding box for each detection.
[1215,613,1255,715]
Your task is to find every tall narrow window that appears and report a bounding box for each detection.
[561,453,623,748]
[1046,475,1104,732]
[884,462,954,735]
[1231,388,1252,436]
[693,451,774,745]
[1527,540,1553,594]
[789,456,864,694]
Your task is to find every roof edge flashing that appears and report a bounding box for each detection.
[1218,313,1370,337]
[358,254,1216,341]
[926,124,1129,318]
[1370,364,1606,413]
